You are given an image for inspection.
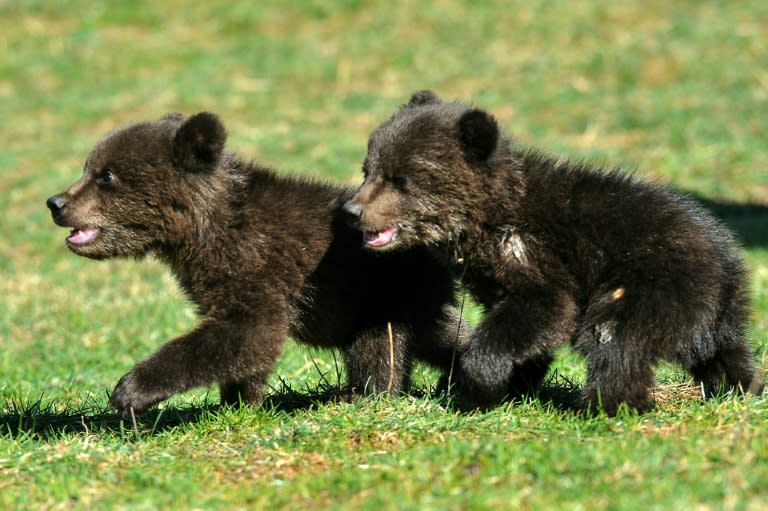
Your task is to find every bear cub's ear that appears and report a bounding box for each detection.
[408,90,441,107]
[457,109,498,163]
[173,112,227,173]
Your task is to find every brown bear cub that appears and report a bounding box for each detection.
[47,111,470,415]
[344,90,764,415]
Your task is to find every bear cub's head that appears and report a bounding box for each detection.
[344,90,502,251]
[47,112,227,259]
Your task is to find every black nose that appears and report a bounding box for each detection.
[342,200,362,219]
[47,194,66,215]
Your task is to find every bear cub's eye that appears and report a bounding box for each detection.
[97,169,115,186]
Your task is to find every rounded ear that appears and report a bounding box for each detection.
[407,90,441,107]
[457,109,498,162]
[173,112,227,173]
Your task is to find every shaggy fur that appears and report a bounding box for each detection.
[47,112,470,414]
[344,90,764,415]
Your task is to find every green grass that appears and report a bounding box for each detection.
[2,0,767,509]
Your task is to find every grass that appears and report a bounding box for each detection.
[2,0,767,509]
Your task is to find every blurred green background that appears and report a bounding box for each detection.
[1,1,766,509]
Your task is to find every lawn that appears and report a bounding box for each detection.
[1,1,767,509]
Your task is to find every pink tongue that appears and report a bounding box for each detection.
[68,227,99,245]
[364,227,397,247]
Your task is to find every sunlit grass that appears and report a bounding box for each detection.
[2,0,767,509]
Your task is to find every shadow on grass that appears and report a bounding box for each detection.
[0,375,587,440]
[439,371,582,415]
[0,382,351,441]
[0,398,210,440]
[528,372,583,412]
[695,195,768,247]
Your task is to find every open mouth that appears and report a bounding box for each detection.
[66,226,100,246]
[363,226,398,248]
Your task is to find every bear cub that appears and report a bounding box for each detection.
[47,111,469,414]
[344,90,764,415]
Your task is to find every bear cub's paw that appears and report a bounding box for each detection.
[109,367,171,415]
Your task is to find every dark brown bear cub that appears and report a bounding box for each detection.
[344,90,764,415]
[47,112,469,414]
